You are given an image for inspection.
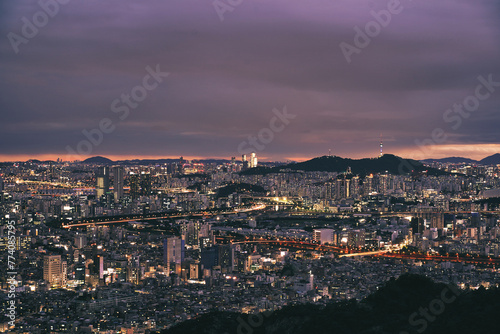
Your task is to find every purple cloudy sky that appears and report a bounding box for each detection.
[1,0,500,161]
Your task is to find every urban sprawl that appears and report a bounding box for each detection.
[1,154,500,333]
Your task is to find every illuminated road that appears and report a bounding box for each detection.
[14,180,75,188]
[218,237,500,265]
[374,252,500,266]
[339,250,389,257]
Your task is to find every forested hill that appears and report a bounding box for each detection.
[241,154,447,176]
[163,274,500,334]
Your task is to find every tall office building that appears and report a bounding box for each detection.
[163,237,185,271]
[74,234,87,249]
[411,217,425,234]
[129,174,140,199]
[97,254,104,279]
[96,167,110,199]
[201,245,235,272]
[324,182,334,200]
[112,166,124,201]
[250,152,258,168]
[0,174,4,192]
[140,173,152,195]
[61,261,67,287]
[43,255,66,288]
[201,246,218,270]
[217,244,235,272]
[181,221,201,247]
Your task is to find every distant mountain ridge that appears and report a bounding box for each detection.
[79,156,232,165]
[13,153,500,166]
[27,159,56,164]
[422,153,500,165]
[479,153,500,165]
[78,156,278,166]
[422,157,478,164]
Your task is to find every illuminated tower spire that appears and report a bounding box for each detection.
[379,134,383,157]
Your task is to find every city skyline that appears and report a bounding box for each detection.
[2,146,500,164]
[1,0,500,162]
[2,1,500,332]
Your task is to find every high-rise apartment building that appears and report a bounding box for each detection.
[140,173,152,195]
[250,152,258,168]
[242,154,249,170]
[335,177,350,200]
[112,166,124,202]
[200,244,235,272]
[96,167,110,199]
[129,173,140,199]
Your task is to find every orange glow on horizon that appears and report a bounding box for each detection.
[396,143,500,161]
[0,154,230,163]
[0,154,347,163]
[1,143,499,163]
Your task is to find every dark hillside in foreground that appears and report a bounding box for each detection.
[163,274,500,334]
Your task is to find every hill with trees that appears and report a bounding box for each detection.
[163,274,500,334]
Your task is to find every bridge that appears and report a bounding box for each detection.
[62,204,267,229]
[339,250,389,257]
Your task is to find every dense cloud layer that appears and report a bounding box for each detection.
[1,0,499,161]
